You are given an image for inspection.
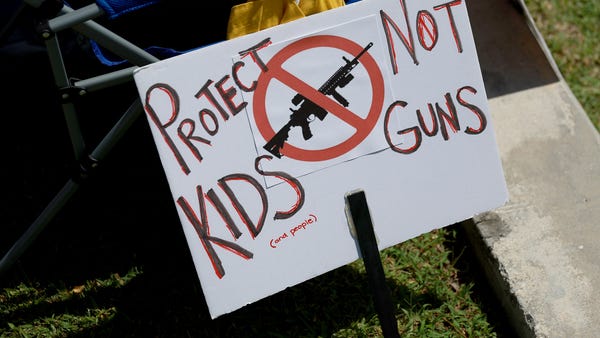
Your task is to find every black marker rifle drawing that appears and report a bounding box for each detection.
[263,42,374,158]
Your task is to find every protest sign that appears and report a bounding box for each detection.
[133,0,508,318]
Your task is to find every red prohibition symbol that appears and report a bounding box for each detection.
[253,35,385,162]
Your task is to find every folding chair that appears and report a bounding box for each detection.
[0,0,356,276]
[0,0,240,275]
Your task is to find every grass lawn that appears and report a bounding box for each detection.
[1,0,598,337]
[0,226,500,337]
[524,0,600,130]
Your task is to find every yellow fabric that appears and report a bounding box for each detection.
[227,0,345,40]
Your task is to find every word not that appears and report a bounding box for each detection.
[144,39,272,175]
[384,84,486,153]
[269,214,318,248]
[177,155,305,279]
[380,0,464,74]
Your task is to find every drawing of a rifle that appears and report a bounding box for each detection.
[263,42,374,158]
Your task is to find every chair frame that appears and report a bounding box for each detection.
[0,0,161,275]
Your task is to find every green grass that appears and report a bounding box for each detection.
[2,0,598,336]
[1,270,135,337]
[1,227,498,337]
[524,0,600,130]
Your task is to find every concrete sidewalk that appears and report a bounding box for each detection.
[465,0,600,337]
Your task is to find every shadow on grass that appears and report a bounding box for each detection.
[445,222,518,338]
[1,129,505,336]
[3,261,446,337]
[2,123,450,337]
[0,115,508,336]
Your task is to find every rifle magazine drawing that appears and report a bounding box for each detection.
[263,42,374,159]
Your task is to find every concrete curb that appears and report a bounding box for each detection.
[466,0,600,337]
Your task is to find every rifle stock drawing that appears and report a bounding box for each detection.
[263,42,374,158]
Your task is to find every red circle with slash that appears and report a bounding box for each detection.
[253,35,384,161]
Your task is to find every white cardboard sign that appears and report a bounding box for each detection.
[133,0,508,318]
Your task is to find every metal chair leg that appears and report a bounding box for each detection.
[0,99,143,276]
